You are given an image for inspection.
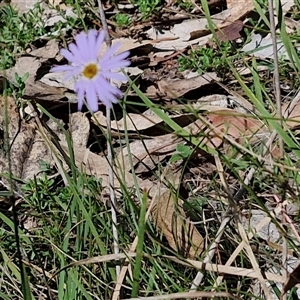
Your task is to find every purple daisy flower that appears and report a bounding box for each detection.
[51,29,130,111]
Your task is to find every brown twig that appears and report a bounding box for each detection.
[268,0,284,156]
[97,0,120,277]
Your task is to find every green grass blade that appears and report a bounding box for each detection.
[128,78,217,155]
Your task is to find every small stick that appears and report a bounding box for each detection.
[189,215,231,291]
[268,0,283,156]
[97,0,120,276]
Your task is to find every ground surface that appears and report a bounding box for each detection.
[1,0,300,299]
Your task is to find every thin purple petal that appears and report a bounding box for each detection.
[105,50,130,63]
[105,82,123,97]
[63,66,81,81]
[60,49,76,63]
[51,65,75,73]
[100,71,127,82]
[99,90,115,108]
[85,81,98,111]
[100,51,130,69]
[95,78,119,107]
[101,61,130,71]
[113,50,130,61]
[95,30,106,55]
[96,77,123,99]
[100,43,121,62]
[75,32,89,61]
[87,29,98,60]
[75,81,85,111]
[69,43,85,64]
[100,94,114,108]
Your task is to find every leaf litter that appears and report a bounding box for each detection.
[1,0,300,298]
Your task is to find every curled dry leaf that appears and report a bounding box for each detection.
[98,37,152,56]
[170,11,230,42]
[168,0,253,42]
[151,34,213,52]
[0,55,67,105]
[93,111,196,133]
[24,81,68,105]
[150,167,204,258]
[60,143,156,197]
[146,0,253,54]
[93,112,164,131]
[147,73,219,100]
[0,97,52,187]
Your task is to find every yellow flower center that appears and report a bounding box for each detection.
[82,63,98,79]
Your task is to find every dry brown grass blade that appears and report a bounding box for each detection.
[190,214,231,290]
[167,256,300,286]
[237,222,272,299]
[214,215,273,288]
[112,190,160,300]
[33,105,69,187]
[123,291,241,300]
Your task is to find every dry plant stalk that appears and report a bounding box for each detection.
[97,0,120,276]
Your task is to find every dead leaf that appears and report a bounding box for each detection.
[285,17,300,31]
[169,1,253,42]
[170,12,229,41]
[215,20,244,42]
[69,112,90,147]
[188,109,265,149]
[116,134,179,174]
[241,210,280,243]
[147,73,219,100]
[150,167,204,258]
[147,27,177,41]
[93,111,196,133]
[281,0,296,14]
[150,0,253,54]
[0,56,41,84]
[10,0,39,13]
[282,101,300,129]
[98,37,152,56]
[0,97,52,187]
[281,262,300,299]
[226,0,255,21]
[152,34,213,52]
[26,83,67,106]
[59,143,156,197]
[207,110,263,140]
[21,133,52,181]
[48,0,62,5]
[44,5,78,27]
[28,39,59,60]
[40,67,78,91]
[241,33,292,60]
[93,112,163,131]
[0,56,68,104]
